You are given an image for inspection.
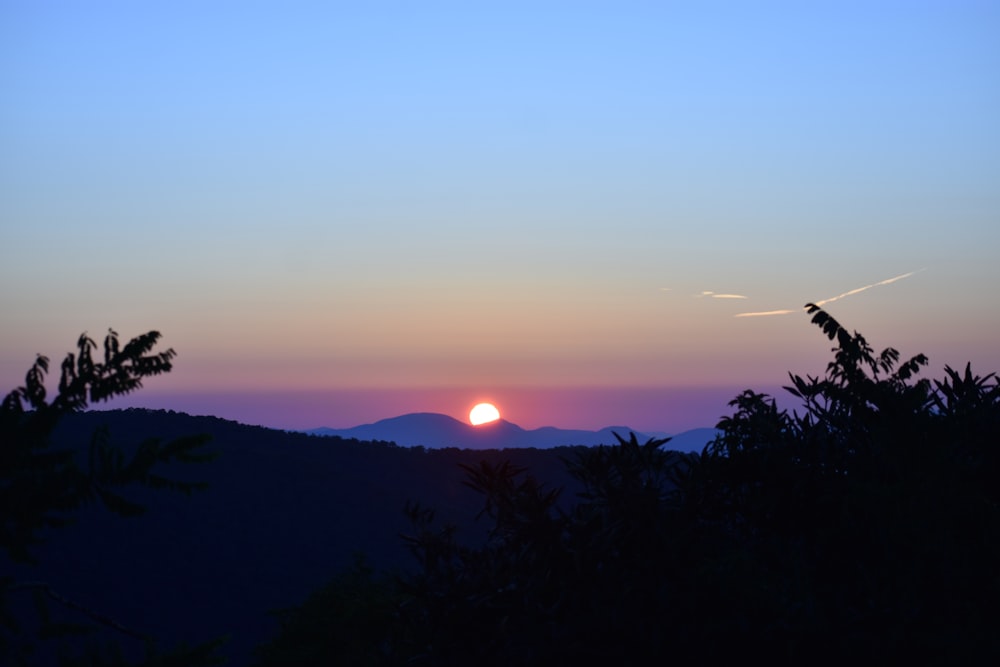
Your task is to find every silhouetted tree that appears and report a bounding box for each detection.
[253,555,401,667]
[1,329,222,665]
[672,304,1000,661]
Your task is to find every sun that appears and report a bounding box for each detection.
[469,402,501,426]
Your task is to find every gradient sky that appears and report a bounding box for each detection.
[2,1,998,432]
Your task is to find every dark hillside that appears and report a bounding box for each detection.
[13,409,625,665]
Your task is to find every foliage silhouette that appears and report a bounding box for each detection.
[1,329,222,666]
[253,555,402,667]
[255,304,1000,665]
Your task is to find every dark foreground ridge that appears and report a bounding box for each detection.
[8,408,635,665]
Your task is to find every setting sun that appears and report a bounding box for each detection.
[469,402,501,426]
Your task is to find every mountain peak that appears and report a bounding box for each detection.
[307,413,716,451]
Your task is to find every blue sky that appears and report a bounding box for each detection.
[2,1,998,430]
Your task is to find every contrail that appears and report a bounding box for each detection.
[734,270,921,318]
[813,271,916,306]
[734,309,796,318]
[696,291,749,299]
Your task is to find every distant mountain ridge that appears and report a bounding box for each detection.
[306,412,719,452]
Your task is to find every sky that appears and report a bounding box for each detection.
[2,1,998,433]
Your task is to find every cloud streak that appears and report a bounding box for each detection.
[696,291,749,300]
[734,270,921,318]
[734,309,796,318]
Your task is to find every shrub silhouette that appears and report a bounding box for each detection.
[256,305,1000,665]
[1,329,223,665]
[674,304,1000,661]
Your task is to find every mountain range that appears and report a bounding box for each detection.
[306,412,719,452]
